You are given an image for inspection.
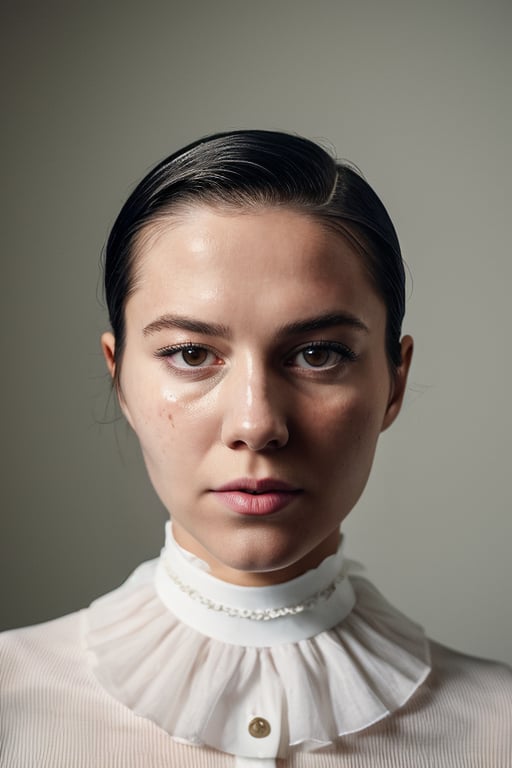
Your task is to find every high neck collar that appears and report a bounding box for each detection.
[154,521,356,647]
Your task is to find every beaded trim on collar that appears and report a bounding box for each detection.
[161,554,346,621]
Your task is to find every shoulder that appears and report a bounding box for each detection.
[0,611,86,692]
[0,559,160,691]
[423,640,512,742]
[1,609,83,651]
[429,639,512,690]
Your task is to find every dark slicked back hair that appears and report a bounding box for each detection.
[104,130,406,378]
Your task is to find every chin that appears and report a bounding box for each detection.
[172,514,341,585]
[204,530,332,585]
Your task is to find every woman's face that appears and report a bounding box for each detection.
[102,206,412,586]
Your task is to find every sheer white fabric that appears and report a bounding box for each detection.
[83,524,431,761]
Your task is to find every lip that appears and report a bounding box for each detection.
[214,477,299,493]
[212,477,302,516]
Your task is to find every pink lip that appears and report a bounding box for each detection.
[212,478,302,516]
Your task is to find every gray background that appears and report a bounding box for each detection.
[1,0,511,666]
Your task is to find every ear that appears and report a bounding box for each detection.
[101,332,135,429]
[381,335,414,432]
[101,332,117,380]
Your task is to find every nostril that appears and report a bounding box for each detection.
[227,431,289,452]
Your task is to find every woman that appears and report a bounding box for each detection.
[1,130,511,767]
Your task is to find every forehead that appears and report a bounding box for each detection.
[127,205,385,330]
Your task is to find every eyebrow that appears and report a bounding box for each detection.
[279,312,369,336]
[142,311,368,339]
[143,314,232,338]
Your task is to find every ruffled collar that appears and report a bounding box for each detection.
[83,523,431,762]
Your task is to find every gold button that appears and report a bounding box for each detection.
[248,716,271,738]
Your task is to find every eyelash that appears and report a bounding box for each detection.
[154,341,357,375]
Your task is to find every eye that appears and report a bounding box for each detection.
[155,344,222,369]
[288,342,356,370]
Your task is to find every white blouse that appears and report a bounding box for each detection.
[1,524,511,767]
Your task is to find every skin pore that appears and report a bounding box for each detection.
[102,206,412,586]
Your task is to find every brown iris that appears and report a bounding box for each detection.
[301,347,332,367]
[182,347,209,366]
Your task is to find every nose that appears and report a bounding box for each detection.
[220,359,289,451]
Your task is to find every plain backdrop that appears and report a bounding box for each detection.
[1,0,511,666]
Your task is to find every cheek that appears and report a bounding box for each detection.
[306,389,386,448]
[128,388,218,474]
[135,403,185,457]
[306,394,386,516]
